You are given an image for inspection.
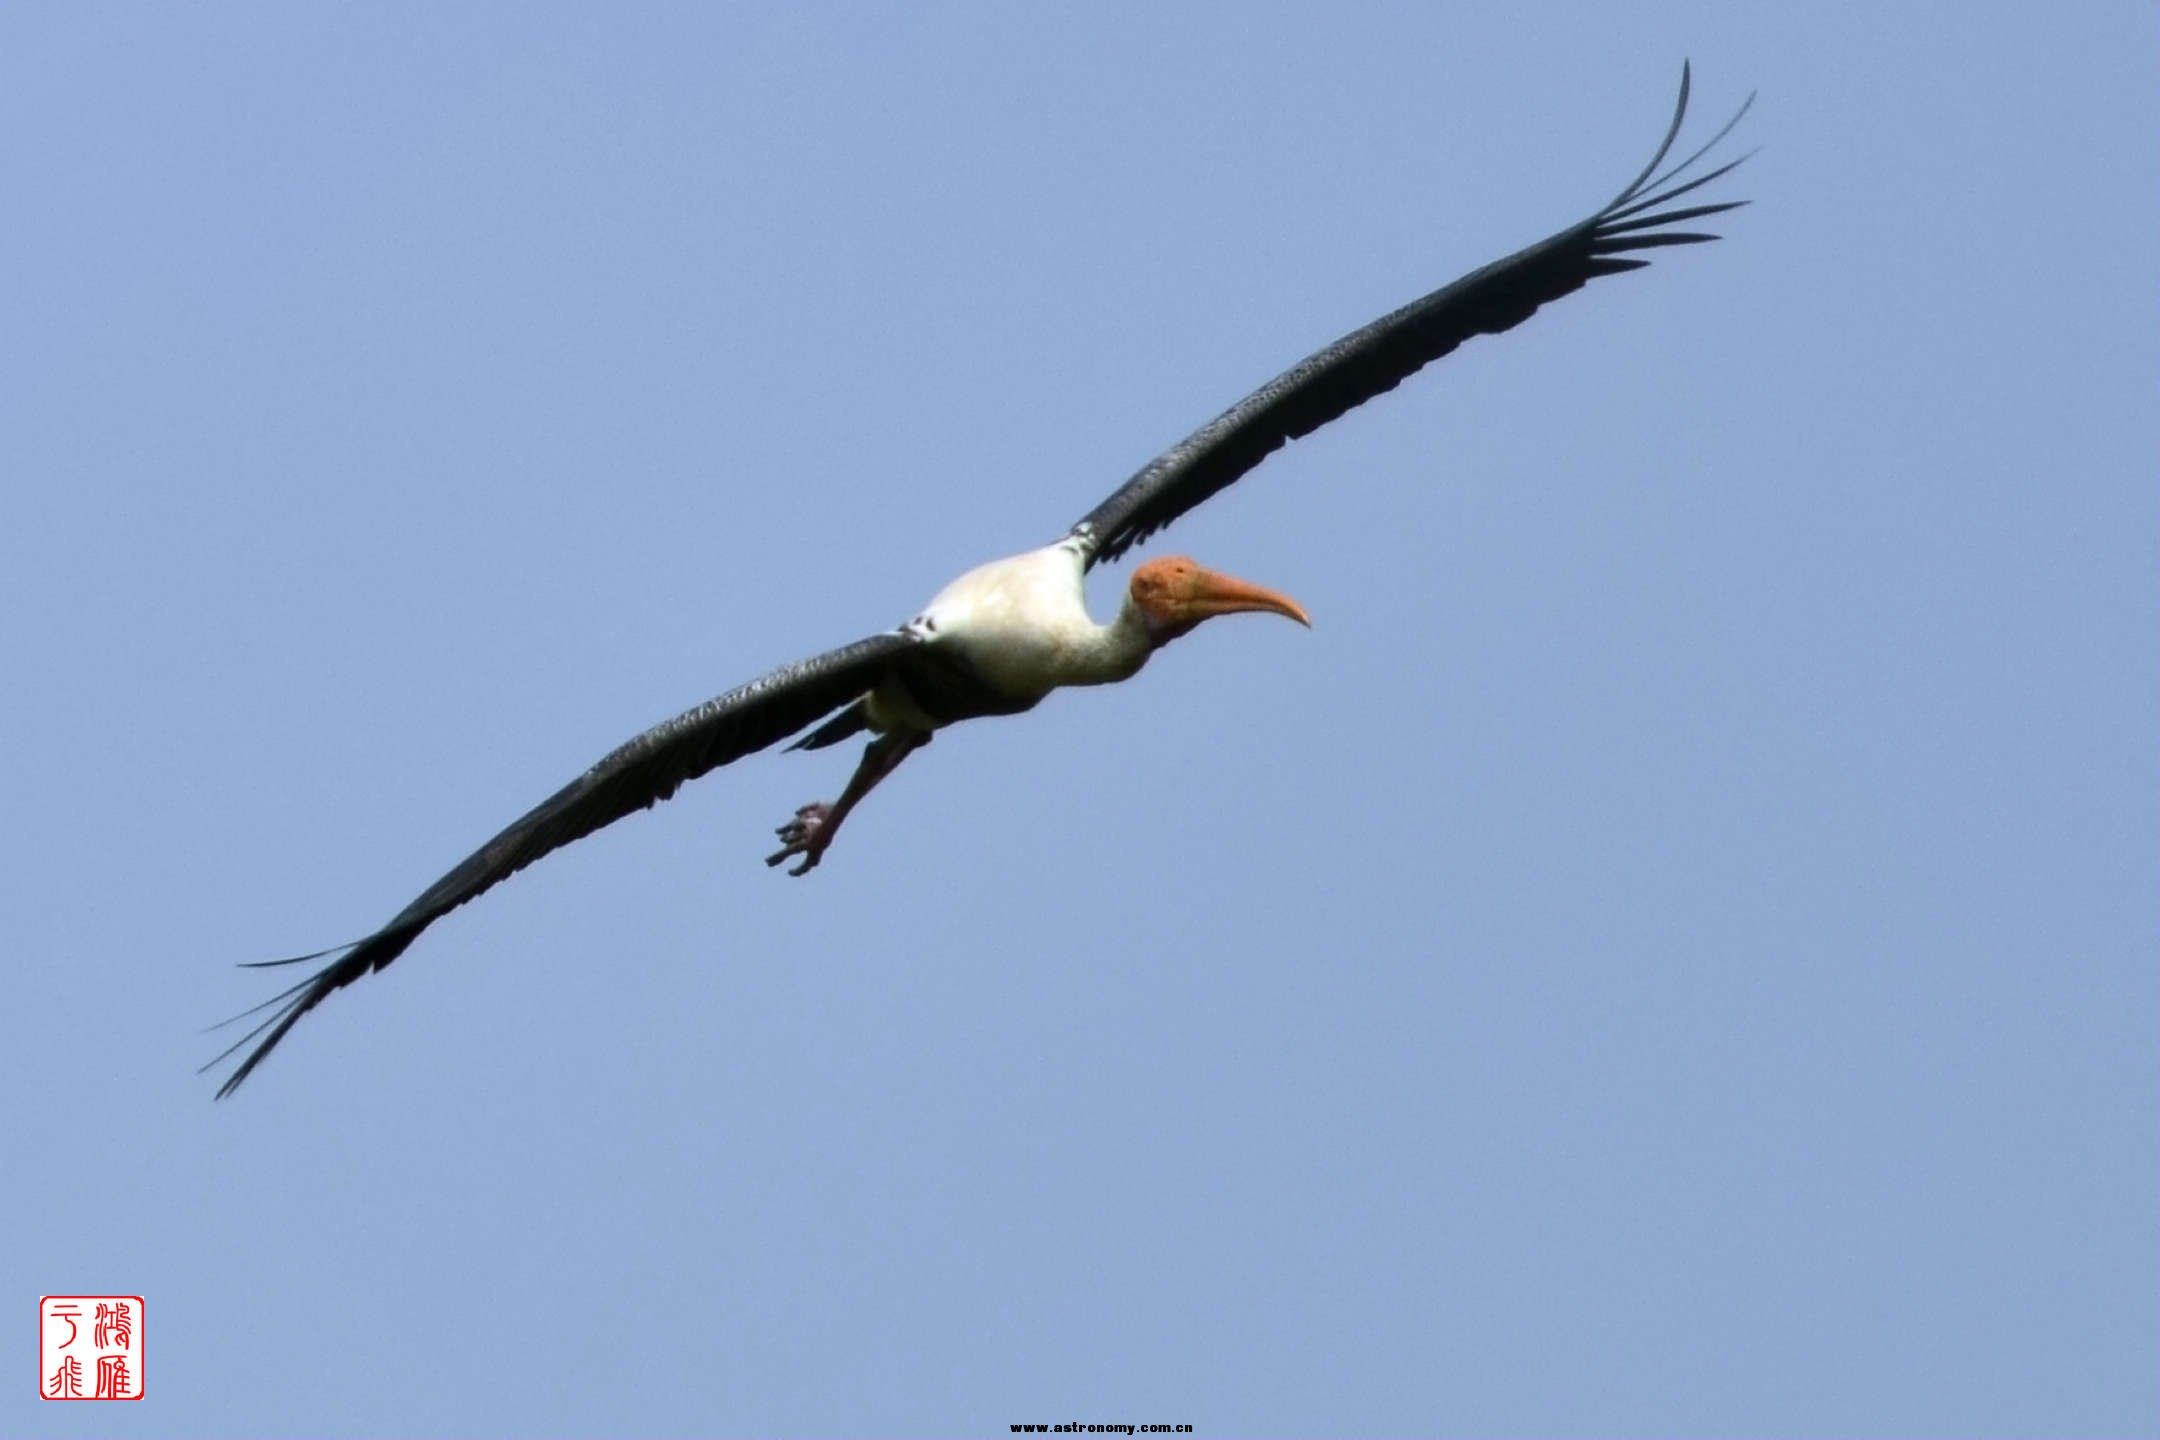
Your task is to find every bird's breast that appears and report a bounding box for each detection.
[901,544,1106,703]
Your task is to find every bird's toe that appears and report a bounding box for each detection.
[764,802,832,871]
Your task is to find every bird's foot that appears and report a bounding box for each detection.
[765,802,831,876]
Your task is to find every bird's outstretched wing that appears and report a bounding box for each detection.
[1069,63,1751,568]
[205,630,919,1097]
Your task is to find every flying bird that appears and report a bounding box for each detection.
[209,68,1750,1096]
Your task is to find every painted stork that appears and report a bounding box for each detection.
[209,68,1749,1096]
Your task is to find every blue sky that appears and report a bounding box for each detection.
[5,4,2154,1436]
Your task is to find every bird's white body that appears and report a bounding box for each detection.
[882,541,1150,725]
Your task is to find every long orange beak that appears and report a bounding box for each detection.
[1179,565,1311,627]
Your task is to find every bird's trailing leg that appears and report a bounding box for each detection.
[766,728,931,876]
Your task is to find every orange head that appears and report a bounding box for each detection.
[1128,555,1311,644]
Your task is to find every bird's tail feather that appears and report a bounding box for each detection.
[787,701,871,752]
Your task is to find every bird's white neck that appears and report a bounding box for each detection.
[1064,590,1158,687]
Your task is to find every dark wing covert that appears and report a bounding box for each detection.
[206,630,918,1097]
[1069,63,1751,568]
